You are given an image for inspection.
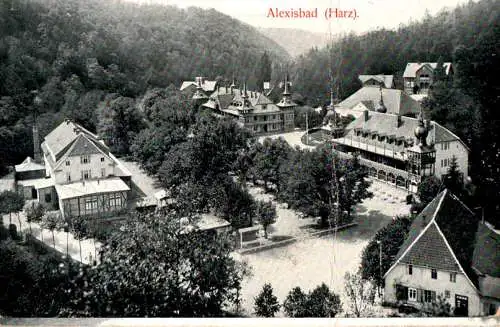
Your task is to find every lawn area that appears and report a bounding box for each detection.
[236,179,410,317]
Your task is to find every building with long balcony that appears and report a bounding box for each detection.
[332,110,469,193]
[201,79,295,135]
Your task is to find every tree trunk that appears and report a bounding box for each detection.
[17,213,22,233]
[52,230,56,248]
[9,212,12,225]
[66,231,69,257]
[29,222,32,235]
[79,240,82,262]
[264,226,268,239]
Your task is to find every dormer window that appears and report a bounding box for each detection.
[101,157,105,162]
[65,160,70,166]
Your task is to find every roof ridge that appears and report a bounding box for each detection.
[430,189,448,224]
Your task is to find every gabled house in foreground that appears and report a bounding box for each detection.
[16,120,132,219]
[383,190,500,316]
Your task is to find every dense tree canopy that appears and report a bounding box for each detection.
[360,215,413,287]
[61,211,248,317]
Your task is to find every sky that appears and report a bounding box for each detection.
[126,0,472,34]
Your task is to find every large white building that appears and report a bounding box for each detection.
[384,189,499,316]
[332,110,469,193]
[16,120,132,219]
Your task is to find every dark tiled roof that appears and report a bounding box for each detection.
[389,190,483,288]
[393,191,446,265]
[401,223,460,271]
[473,223,500,278]
[338,87,421,116]
[67,134,108,157]
[345,111,462,145]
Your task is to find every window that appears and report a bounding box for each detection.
[81,170,91,180]
[424,290,436,303]
[100,157,105,162]
[101,168,106,177]
[445,290,450,298]
[408,288,417,301]
[81,155,90,164]
[109,193,122,207]
[407,264,413,275]
[450,273,456,283]
[431,269,437,279]
[65,160,70,166]
[85,197,98,211]
[262,104,267,109]
[66,173,71,182]
[44,193,51,203]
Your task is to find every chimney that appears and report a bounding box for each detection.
[364,110,369,122]
[396,115,402,128]
[32,124,41,163]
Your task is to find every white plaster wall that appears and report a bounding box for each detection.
[384,264,481,316]
[434,140,469,181]
[53,153,115,185]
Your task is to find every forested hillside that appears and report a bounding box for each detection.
[0,0,289,170]
[291,0,498,105]
[258,27,330,58]
[290,0,499,223]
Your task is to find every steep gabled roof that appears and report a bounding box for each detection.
[473,223,500,278]
[180,80,217,92]
[358,75,394,88]
[43,120,103,161]
[66,134,108,157]
[385,190,480,289]
[403,62,453,78]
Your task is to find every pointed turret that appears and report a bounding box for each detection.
[276,75,296,109]
[192,78,208,100]
[375,86,387,113]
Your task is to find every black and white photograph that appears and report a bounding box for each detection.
[0,0,498,325]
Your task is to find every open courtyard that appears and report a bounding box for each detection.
[237,179,411,316]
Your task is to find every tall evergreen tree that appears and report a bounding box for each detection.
[256,51,272,92]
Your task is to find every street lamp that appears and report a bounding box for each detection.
[376,240,382,297]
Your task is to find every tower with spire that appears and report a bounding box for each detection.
[192,77,208,101]
[276,75,296,110]
[375,86,387,113]
[406,108,436,192]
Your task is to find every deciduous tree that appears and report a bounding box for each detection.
[60,211,249,317]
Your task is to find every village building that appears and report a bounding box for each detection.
[201,78,295,135]
[334,86,421,118]
[331,110,469,193]
[180,76,218,96]
[383,189,499,316]
[15,120,132,219]
[358,74,395,88]
[403,62,453,95]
